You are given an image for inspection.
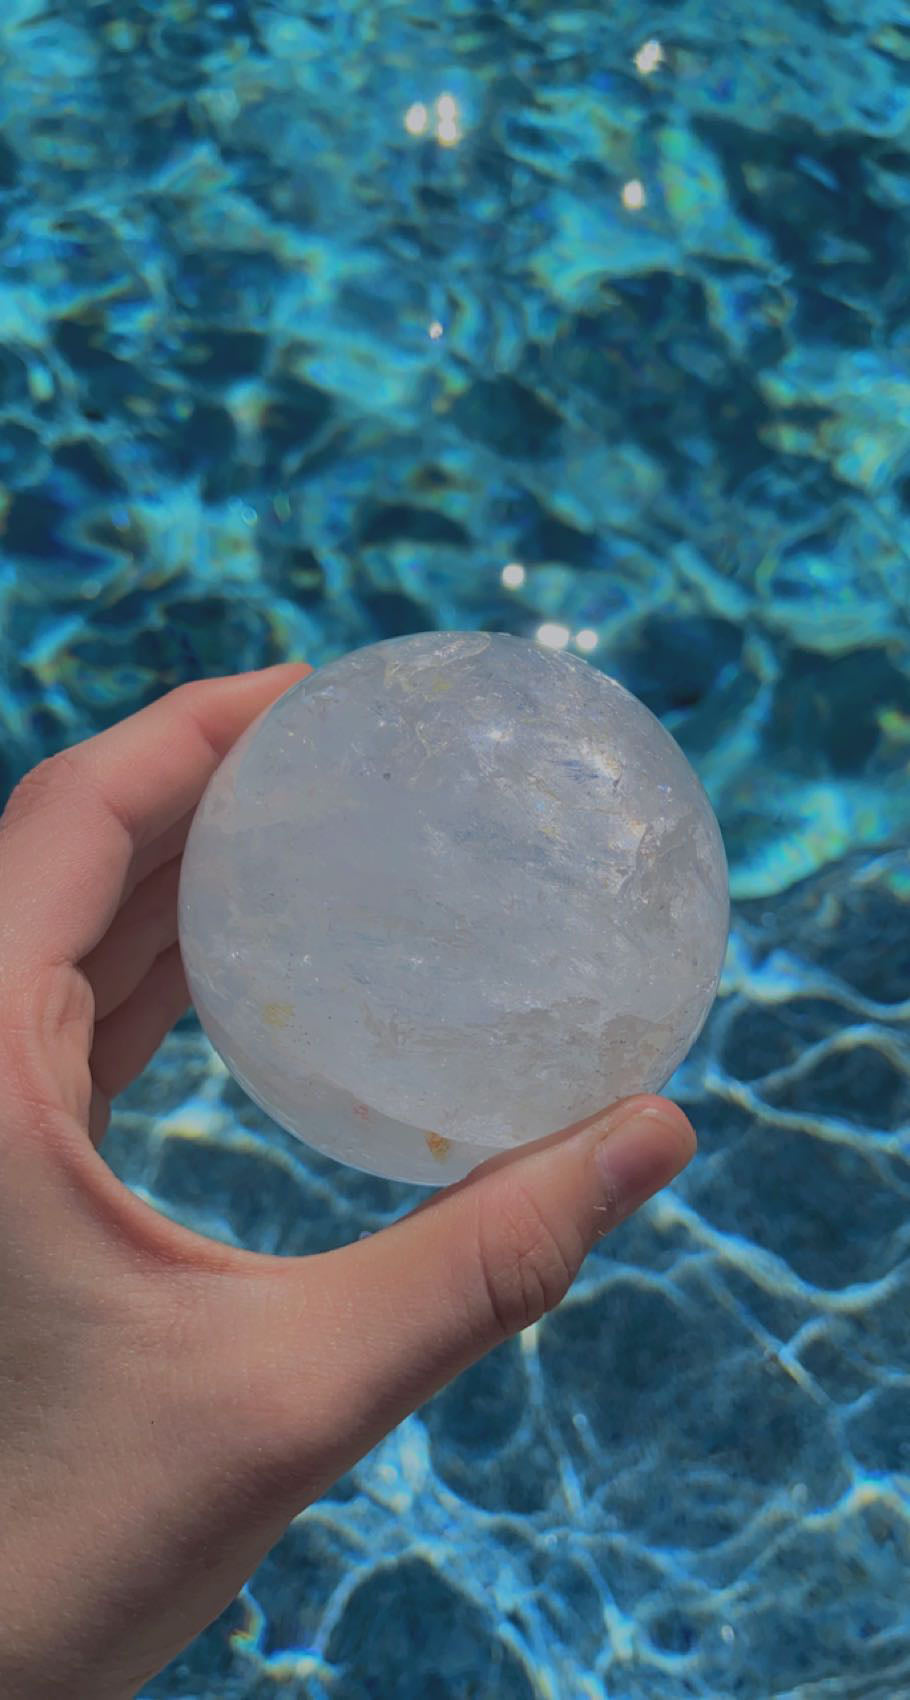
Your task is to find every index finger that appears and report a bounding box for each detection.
[0,662,311,974]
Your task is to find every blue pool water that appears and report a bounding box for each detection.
[1,1,909,1694]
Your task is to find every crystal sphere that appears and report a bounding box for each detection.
[178,633,729,1185]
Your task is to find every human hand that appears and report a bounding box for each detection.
[0,663,696,1698]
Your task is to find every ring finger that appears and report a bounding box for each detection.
[80,854,184,1021]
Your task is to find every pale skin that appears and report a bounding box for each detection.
[0,662,697,1698]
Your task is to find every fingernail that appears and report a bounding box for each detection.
[594,1105,695,1219]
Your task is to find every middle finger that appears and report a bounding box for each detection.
[123,809,195,904]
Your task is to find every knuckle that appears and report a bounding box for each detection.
[172,677,208,712]
[0,963,95,1109]
[3,749,80,823]
[171,679,223,765]
[474,1179,582,1341]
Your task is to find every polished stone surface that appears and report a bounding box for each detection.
[179,632,728,1182]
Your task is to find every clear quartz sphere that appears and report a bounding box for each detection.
[178,633,729,1185]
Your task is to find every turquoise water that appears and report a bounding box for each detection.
[1,0,909,1694]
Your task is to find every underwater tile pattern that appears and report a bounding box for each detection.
[1,0,909,1694]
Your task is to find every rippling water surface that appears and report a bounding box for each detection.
[1,1,909,1695]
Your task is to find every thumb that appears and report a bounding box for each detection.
[253,1095,695,1502]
